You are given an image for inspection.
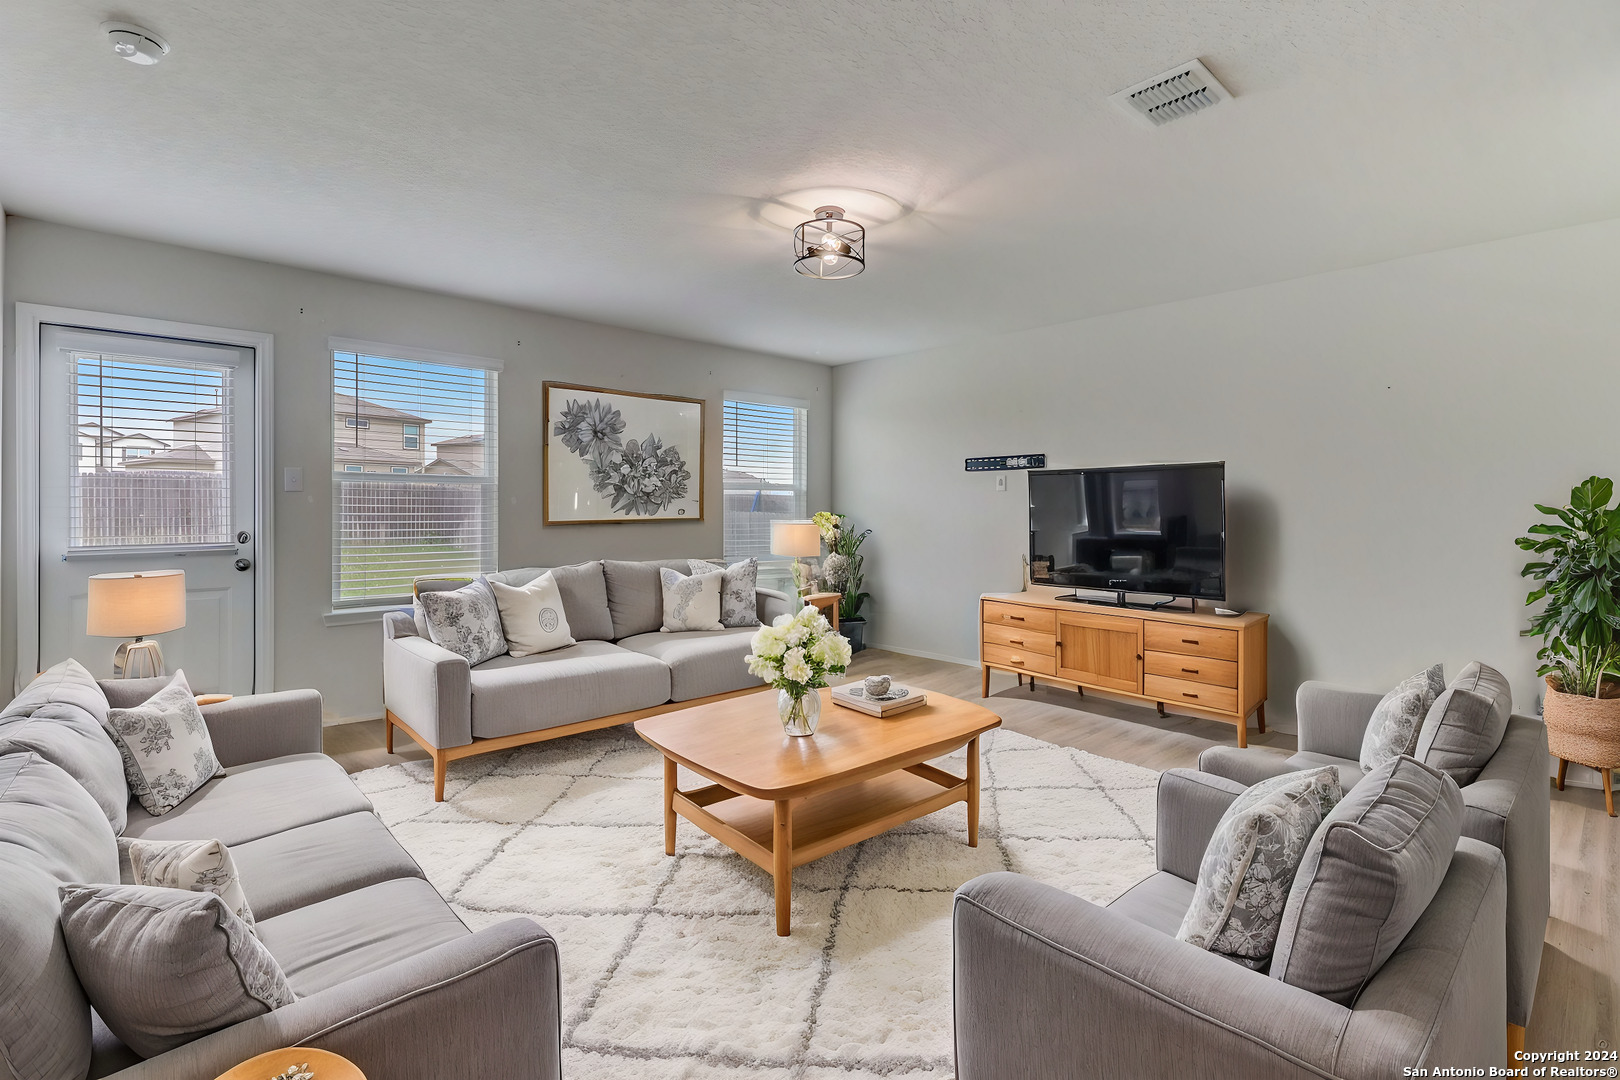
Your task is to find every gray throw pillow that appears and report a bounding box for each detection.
[411,575,475,637]
[119,837,256,930]
[1269,755,1463,1005]
[1177,767,1343,968]
[1358,663,1444,773]
[547,561,615,641]
[1414,661,1512,785]
[0,658,128,832]
[58,883,295,1058]
[690,558,762,628]
[419,578,508,665]
[101,670,224,817]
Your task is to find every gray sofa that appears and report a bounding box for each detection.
[383,559,794,799]
[0,664,560,1080]
[953,767,1508,1079]
[1196,680,1550,1040]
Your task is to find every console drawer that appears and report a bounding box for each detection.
[982,642,1057,676]
[1144,651,1237,688]
[982,602,1056,634]
[1145,674,1237,714]
[982,622,1057,655]
[1143,623,1238,661]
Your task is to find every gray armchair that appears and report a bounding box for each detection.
[953,769,1507,1080]
[1197,680,1550,1041]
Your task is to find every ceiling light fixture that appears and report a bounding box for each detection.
[793,206,864,279]
[103,21,170,65]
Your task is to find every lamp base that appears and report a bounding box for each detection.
[113,638,166,679]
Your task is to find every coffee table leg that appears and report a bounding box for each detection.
[967,736,981,847]
[774,799,793,936]
[663,757,677,856]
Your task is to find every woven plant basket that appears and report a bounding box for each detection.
[1544,676,1620,769]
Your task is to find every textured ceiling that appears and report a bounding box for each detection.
[3,1,1618,363]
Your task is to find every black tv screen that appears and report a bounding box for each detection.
[1028,462,1226,601]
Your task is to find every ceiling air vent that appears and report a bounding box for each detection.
[1110,59,1230,128]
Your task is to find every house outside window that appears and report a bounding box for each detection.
[722,396,808,595]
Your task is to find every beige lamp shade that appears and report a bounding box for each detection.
[770,520,822,558]
[87,570,187,638]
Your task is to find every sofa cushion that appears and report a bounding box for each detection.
[231,811,426,920]
[492,562,615,642]
[659,566,725,632]
[0,753,120,1080]
[1283,751,1363,792]
[121,753,372,847]
[604,559,712,639]
[1107,871,1197,937]
[1,659,128,832]
[121,836,257,928]
[616,629,764,702]
[689,557,762,628]
[468,642,671,738]
[103,670,225,816]
[1415,661,1513,786]
[1270,755,1462,1005]
[255,877,469,997]
[1358,664,1444,773]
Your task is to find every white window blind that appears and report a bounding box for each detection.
[723,399,808,568]
[331,348,498,606]
[68,351,232,548]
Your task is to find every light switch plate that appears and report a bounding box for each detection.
[283,467,303,492]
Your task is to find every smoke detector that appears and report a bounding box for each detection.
[1110,59,1229,127]
[103,21,169,65]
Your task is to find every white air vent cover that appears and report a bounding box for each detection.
[1110,59,1230,127]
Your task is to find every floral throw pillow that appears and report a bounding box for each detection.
[419,578,509,665]
[102,669,223,816]
[1177,767,1344,968]
[1359,663,1445,773]
[689,558,761,628]
[120,836,257,930]
[659,567,725,632]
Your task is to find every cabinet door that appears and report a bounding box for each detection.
[1056,613,1143,694]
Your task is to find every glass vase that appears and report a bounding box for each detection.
[778,688,821,737]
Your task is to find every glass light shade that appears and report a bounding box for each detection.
[770,520,822,558]
[87,570,187,637]
[793,206,865,279]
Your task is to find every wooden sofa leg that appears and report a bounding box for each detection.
[433,753,447,802]
[1556,757,1567,791]
[385,714,394,755]
[1507,1023,1525,1062]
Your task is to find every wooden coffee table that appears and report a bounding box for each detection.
[635,687,1000,935]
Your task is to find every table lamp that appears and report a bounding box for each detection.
[87,569,186,678]
[770,520,822,597]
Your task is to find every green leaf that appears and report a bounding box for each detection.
[1528,523,1573,538]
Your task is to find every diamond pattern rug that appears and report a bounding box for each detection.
[352,722,1158,1079]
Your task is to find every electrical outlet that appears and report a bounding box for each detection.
[995,475,1007,491]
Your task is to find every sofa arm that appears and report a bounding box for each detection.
[756,587,795,625]
[1295,681,1383,761]
[201,690,323,768]
[107,918,560,1080]
[1155,769,1245,879]
[382,635,472,750]
[1196,746,1298,789]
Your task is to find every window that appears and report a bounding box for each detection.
[331,341,499,606]
[722,397,808,592]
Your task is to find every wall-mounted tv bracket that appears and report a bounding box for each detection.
[965,454,1046,471]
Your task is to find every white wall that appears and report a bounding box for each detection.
[833,216,1620,760]
[3,218,831,719]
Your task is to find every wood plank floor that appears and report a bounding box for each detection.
[327,647,1617,1053]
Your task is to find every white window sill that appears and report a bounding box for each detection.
[322,605,406,627]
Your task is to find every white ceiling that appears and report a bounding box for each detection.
[3,2,1618,364]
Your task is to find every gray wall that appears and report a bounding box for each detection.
[3,217,831,719]
[833,216,1620,751]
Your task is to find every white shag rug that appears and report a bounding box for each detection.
[352,722,1158,1079]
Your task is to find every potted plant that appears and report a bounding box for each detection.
[813,511,872,653]
[1517,474,1620,815]
[744,604,852,736]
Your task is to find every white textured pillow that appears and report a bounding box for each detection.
[419,578,508,665]
[120,837,256,930]
[489,572,576,657]
[689,558,761,628]
[659,567,725,632]
[1359,664,1445,773]
[101,670,223,816]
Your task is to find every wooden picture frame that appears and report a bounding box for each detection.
[543,382,704,524]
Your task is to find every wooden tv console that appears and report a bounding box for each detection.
[979,592,1269,747]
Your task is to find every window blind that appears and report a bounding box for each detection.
[722,399,808,563]
[331,349,498,606]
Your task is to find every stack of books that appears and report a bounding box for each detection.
[830,682,929,717]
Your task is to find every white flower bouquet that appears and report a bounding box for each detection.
[745,604,853,735]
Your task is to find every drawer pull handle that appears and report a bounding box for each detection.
[1009,638,1024,645]
[1182,667,1199,674]
[1009,658,1025,666]
[1008,615,1026,622]
[1182,692,1199,699]
[1181,638,1199,645]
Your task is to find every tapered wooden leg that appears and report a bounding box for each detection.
[966,736,981,847]
[1076,685,1083,696]
[1507,1023,1525,1063]
[1556,758,1568,791]
[981,666,990,698]
[773,800,793,936]
[1156,701,1167,718]
[1237,718,1248,749]
[663,757,678,855]
[1028,675,1035,692]
[385,714,394,754]
[1256,702,1266,733]
[1606,768,1615,818]
[433,753,447,802]
[1016,673,1023,686]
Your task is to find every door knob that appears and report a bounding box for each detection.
[234,558,251,571]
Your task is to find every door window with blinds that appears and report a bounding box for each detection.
[722,397,808,591]
[69,352,233,548]
[331,341,499,606]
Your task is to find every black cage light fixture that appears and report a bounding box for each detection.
[793,206,865,279]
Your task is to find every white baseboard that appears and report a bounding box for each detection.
[865,641,979,669]
[322,713,382,728]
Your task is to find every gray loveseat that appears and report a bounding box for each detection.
[0,663,560,1080]
[383,558,794,799]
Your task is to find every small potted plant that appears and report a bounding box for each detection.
[745,604,852,736]
[1518,474,1620,815]
[813,511,872,653]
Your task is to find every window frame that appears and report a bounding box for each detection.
[721,392,809,592]
[402,422,420,450]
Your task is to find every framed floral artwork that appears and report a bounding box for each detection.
[543,382,704,523]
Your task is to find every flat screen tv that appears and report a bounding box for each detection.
[1028,461,1225,606]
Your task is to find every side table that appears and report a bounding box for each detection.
[214,1047,365,1080]
[803,590,842,631]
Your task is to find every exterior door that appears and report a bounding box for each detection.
[1056,612,1143,694]
[36,325,258,693]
